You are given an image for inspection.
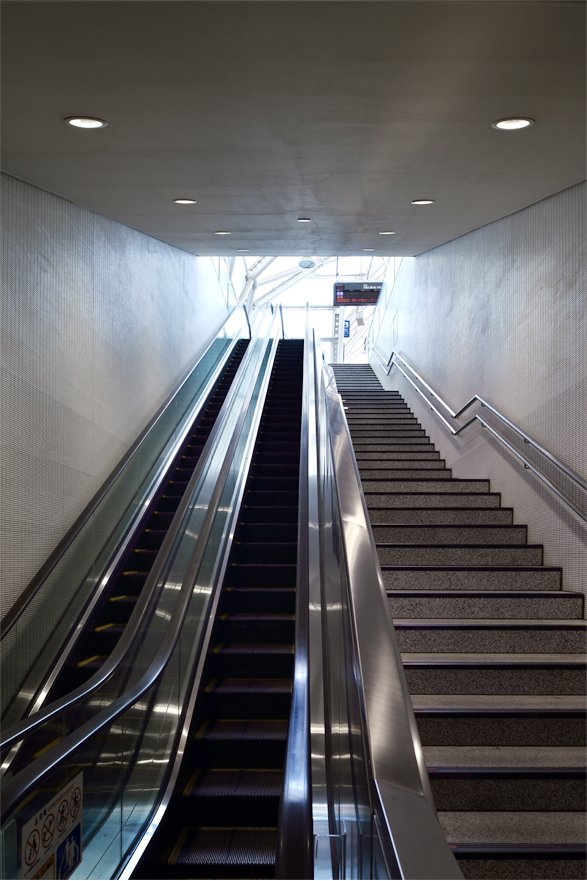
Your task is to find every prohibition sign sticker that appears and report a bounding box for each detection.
[70,787,81,819]
[25,830,40,868]
[41,813,55,849]
[57,798,69,833]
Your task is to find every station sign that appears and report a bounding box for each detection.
[334,282,382,306]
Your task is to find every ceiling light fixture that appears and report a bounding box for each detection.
[214,231,231,235]
[411,199,435,205]
[173,199,196,205]
[65,117,108,129]
[297,218,311,223]
[491,118,534,131]
[299,258,316,269]
[364,248,375,252]
[237,249,249,252]
[379,231,396,235]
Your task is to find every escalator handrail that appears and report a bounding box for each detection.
[372,345,587,521]
[275,311,313,879]
[1,307,281,824]
[1,306,248,639]
[0,312,267,752]
[322,356,463,880]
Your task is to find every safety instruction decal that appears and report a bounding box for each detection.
[22,771,83,880]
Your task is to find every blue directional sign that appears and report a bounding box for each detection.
[344,320,350,338]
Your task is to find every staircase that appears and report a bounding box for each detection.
[331,363,586,881]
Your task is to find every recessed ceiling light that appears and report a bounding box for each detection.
[65,117,108,129]
[237,249,249,252]
[379,231,396,235]
[297,218,311,223]
[173,199,196,205]
[491,118,534,131]
[364,248,375,252]
[214,231,231,235]
[411,199,435,205]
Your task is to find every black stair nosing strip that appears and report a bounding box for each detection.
[369,506,513,513]
[380,565,562,573]
[387,589,581,599]
[376,542,543,551]
[428,768,586,778]
[365,492,501,498]
[395,621,586,631]
[451,844,587,857]
[403,659,586,669]
[414,707,587,718]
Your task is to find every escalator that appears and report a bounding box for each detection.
[134,339,304,880]
[6,340,250,773]
[48,340,249,700]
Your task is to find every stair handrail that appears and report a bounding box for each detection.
[0,309,267,753]
[372,344,587,522]
[1,306,281,826]
[321,355,463,879]
[1,306,250,640]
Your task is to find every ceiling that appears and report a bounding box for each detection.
[2,1,585,256]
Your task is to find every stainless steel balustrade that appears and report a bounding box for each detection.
[373,345,587,522]
[312,339,463,880]
[0,307,283,881]
[0,306,251,732]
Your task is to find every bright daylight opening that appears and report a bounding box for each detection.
[212,255,404,365]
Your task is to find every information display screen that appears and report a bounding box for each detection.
[333,282,382,306]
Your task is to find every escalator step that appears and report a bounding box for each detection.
[184,768,283,797]
[205,679,292,694]
[169,826,277,868]
[196,719,288,741]
[213,643,294,655]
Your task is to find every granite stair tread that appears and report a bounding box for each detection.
[402,652,585,664]
[437,812,587,846]
[410,693,587,711]
[423,746,587,769]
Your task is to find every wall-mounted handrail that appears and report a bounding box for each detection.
[1,308,281,826]
[372,345,587,522]
[1,306,249,640]
[275,308,313,879]
[0,313,267,755]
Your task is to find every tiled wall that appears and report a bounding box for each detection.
[373,181,586,604]
[1,174,229,614]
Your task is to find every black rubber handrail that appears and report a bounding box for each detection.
[275,308,313,880]
[373,345,587,522]
[1,307,248,638]
[1,308,280,824]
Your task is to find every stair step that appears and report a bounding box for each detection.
[403,653,586,695]
[423,745,586,769]
[373,525,526,544]
[438,811,586,846]
[356,451,440,460]
[366,492,501,508]
[369,508,513,524]
[394,619,586,653]
[381,567,562,591]
[361,468,452,479]
[363,479,491,493]
[387,590,584,619]
[377,544,543,566]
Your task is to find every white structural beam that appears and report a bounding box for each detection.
[254,257,337,308]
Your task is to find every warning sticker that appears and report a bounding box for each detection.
[21,772,83,880]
